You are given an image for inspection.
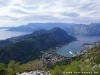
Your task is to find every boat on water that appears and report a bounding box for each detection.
[69,51,73,55]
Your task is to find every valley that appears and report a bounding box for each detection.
[0,27,76,63]
[0,23,100,75]
[0,0,100,74]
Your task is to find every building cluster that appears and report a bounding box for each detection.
[40,49,68,65]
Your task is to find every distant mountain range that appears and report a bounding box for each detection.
[0,27,76,63]
[7,23,73,32]
[7,23,100,36]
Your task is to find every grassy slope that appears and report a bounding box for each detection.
[50,44,100,75]
[0,44,99,75]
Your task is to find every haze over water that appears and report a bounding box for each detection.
[0,29,29,40]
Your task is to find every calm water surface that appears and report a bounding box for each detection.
[0,29,29,40]
[0,29,100,57]
[57,36,100,57]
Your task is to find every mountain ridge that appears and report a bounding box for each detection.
[0,27,76,63]
[8,23,100,36]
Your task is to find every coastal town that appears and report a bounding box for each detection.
[16,41,100,75]
[40,47,68,65]
[40,40,100,65]
[73,40,100,57]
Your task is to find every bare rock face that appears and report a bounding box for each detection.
[16,70,51,75]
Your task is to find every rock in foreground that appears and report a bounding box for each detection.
[16,71,51,75]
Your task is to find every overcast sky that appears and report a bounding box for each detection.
[0,0,100,27]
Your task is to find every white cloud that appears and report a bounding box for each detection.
[0,0,12,7]
[0,0,100,26]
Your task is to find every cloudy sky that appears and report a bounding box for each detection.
[0,0,100,27]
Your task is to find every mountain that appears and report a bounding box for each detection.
[8,23,100,36]
[0,27,76,63]
[0,29,48,46]
[0,40,99,75]
[7,23,74,32]
[69,23,100,36]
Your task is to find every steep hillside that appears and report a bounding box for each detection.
[0,41,99,75]
[50,43,100,75]
[0,29,48,46]
[0,27,76,63]
[71,23,100,36]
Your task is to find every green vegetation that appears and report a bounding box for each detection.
[0,60,44,75]
[0,27,75,63]
[49,44,100,75]
[0,44,99,75]
[0,63,6,75]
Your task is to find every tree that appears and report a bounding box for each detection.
[0,63,6,75]
[64,61,81,75]
[6,61,20,75]
[25,60,44,71]
[51,65,63,75]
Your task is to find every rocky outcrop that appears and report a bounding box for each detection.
[16,71,51,75]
